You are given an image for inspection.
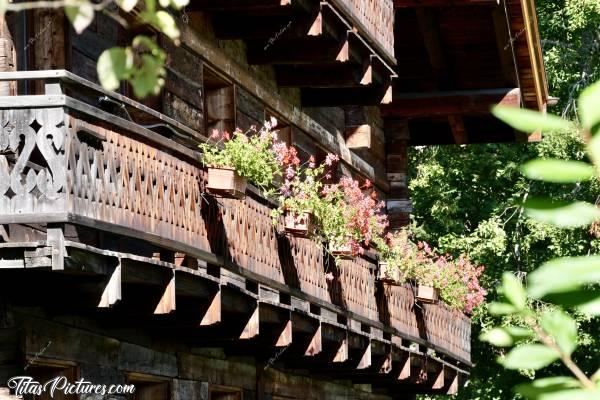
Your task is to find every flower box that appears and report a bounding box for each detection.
[329,243,354,259]
[206,166,247,199]
[416,284,439,303]
[284,210,314,237]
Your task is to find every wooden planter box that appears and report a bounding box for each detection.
[329,243,354,259]
[284,210,314,237]
[206,166,247,199]
[416,284,439,303]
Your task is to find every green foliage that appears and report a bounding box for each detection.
[537,0,600,118]
[412,85,600,400]
[476,81,600,398]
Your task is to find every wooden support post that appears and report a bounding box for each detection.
[385,120,411,230]
[98,263,122,308]
[154,272,176,314]
[47,227,67,271]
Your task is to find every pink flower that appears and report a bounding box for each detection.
[270,116,278,129]
[325,153,339,166]
[325,272,334,281]
[309,155,316,168]
[211,129,220,139]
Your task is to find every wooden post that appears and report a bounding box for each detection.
[0,13,16,96]
[385,120,412,230]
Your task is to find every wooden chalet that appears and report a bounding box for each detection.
[0,0,546,399]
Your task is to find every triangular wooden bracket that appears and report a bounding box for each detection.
[398,353,411,381]
[432,366,445,390]
[446,372,460,395]
[333,335,348,363]
[200,290,221,326]
[154,273,176,314]
[98,264,122,308]
[357,342,372,370]
[308,11,322,36]
[305,324,322,356]
[240,306,260,339]
[275,319,293,347]
[380,351,393,374]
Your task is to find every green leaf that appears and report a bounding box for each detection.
[587,134,600,167]
[159,0,189,9]
[97,47,132,92]
[528,256,600,298]
[492,106,573,134]
[154,10,180,39]
[115,0,138,12]
[0,0,8,18]
[65,1,94,34]
[540,310,577,355]
[521,159,595,183]
[530,389,600,400]
[579,80,600,136]
[501,344,560,370]
[515,376,581,400]
[480,328,514,347]
[502,272,527,310]
[544,290,600,316]
[524,198,600,228]
[505,326,534,340]
[489,302,519,315]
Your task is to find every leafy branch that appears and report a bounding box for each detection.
[479,81,600,399]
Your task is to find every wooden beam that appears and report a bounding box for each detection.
[248,36,351,65]
[492,8,519,86]
[394,0,497,6]
[381,88,520,118]
[415,8,450,89]
[448,115,468,144]
[275,64,371,88]
[301,81,392,106]
[187,0,296,13]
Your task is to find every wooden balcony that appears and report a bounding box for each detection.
[0,71,469,395]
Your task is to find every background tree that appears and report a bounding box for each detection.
[410,1,600,398]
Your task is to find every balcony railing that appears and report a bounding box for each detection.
[0,70,469,367]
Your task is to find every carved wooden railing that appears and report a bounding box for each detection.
[328,0,395,62]
[0,70,470,365]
